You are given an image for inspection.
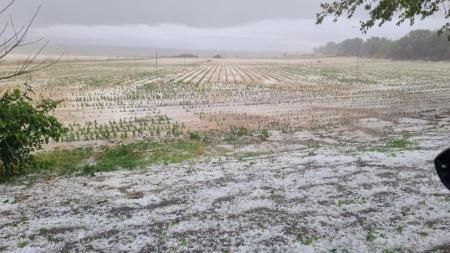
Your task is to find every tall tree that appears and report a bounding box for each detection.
[339,38,364,56]
[315,29,450,60]
[361,37,392,57]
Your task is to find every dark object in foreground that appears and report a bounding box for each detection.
[435,148,450,191]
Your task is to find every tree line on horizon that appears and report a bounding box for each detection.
[314,29,450,61]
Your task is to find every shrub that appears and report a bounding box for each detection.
[0,89,66,178]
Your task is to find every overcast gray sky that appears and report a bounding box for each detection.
[5,0,448,52]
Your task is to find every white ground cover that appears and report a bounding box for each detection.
[1,116,450,252]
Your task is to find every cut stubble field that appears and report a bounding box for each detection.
[1,57,450,252]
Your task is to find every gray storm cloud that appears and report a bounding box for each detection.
[6,0,449,52]
[34,19,446,52]
[10,0,320,27]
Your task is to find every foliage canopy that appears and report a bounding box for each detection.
[0,89,66,178]
[317,0,450,38]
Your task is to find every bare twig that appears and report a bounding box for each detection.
[0,0,15,15]
[0,3,61,81]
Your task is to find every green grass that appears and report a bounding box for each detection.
[385,136,415,150]
[2,129,272,183]
[25,140,206,179]
[296,234,318,246]
[179,238,188,247]
[17,241,29,248]
[36,148,92,176]
[354,134,415,155]
[365,230,376,242]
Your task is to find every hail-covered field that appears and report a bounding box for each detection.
[1,57,450,147]
[1,57,450,252]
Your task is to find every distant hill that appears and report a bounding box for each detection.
[12,43,289,59]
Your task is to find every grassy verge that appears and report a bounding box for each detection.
[0,140,207,183]
[1,127,271,183]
